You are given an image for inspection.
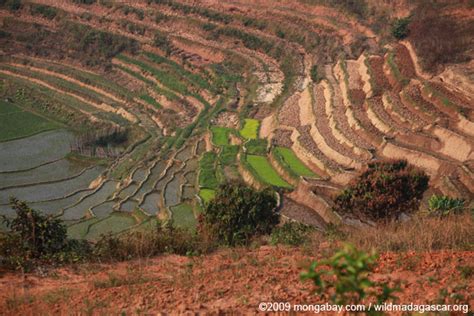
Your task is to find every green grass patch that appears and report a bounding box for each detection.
[245,155,292,188]
[239,118,259,139]
[273,146,316,178]
[219,145,239,165]
[245,139,267,155]
[199,188,215,203]
[170,203,196,230]
[210,126,233,146]
[0,101,59,142]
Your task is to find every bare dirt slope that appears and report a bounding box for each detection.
[1,246,472,314]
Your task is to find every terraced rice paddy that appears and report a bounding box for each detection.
[170,203,196,230]
[273,147,316,178]
[84,213,137,240]
[245,155,292,189]
[0,0,472,236]
[0,130,74,172]
[239,119,260,139]
[0,100,59,141]
[198,152,219,190]
[210,126,233,146]
[0,166,104,204]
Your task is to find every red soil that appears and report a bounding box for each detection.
[0,247,472,315]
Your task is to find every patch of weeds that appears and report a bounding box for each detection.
[457,265,473,279]
[83,298,109,316]
[42,288,75,305]
[6,292,35,311]
[271,222,313,246]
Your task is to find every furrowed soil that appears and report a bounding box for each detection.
[0,246,472,315]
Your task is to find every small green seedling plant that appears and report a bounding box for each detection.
[428,194,465,216]
[301,244,399,315]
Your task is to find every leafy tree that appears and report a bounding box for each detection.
[392,17,410,40]
[333,160,429,222]
[201,182,278,246]
[1,198,90,269]
[301,244,399,312]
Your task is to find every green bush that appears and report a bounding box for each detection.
[0,198,91,270]
[202,23,217,32]
[30,4,58,20]
[93,221,203,261]
[301,244,399,309]
[333,160,429,221]
[310,65,321,83]
[4,0,21,11]
[428,195,465,216]
[271,222,313,246]
[201,182,278,246]
[153,31,172,56]
[392,17,410,40]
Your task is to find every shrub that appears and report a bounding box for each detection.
[201,182,278,246]
[271,222,313,246]
[30,4,58,20]
[202,23,217,32]
[93,221,205,261]
[310,65,321,83]
[391,17,410,40]
[333,160,429,222]
[153,31,172,56]
[301,244,399,309]
[0,198,91,270]
[72,0,96,4]
[4,0,21,11]
[428,195,465,216]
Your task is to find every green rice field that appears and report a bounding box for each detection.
[245,155,292,188]
[239,119,259,139]
[198,152,219,189]
[210,126,233,146]
[170,203,196,230]
[0,101,60,142]
[273,146,316,177]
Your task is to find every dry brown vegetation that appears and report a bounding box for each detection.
[337,212,474,253]
[409,5,474,72]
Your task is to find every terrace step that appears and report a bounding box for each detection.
[311,83,368,166]
[288,181,340,225]
[324,64,374,153]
